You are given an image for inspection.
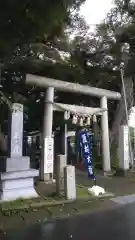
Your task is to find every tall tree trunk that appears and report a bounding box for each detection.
[110,76,134,164]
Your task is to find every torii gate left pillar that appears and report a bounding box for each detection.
[40,87,54,181]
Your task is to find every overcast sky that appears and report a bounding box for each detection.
[80,0,115,31]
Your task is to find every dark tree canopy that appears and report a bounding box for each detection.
[1,0,135,133]
[0,0,85,61]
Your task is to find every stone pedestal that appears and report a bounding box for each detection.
[0,103,39,202]
[118,125,129,173]
[56,154,67,197]
[0,156,39,202]
[64,165,76,200]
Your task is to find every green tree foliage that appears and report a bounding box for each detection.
[0,0,88,149]
[2,0,135,134]
[0,0,85,62]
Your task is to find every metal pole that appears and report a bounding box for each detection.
[100,96,111,173]
[120,43,134,169]
[93,115,98,142]
[120,67,133,168]
[64,123,67,163]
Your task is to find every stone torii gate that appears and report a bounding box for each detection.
[26,74,121,181]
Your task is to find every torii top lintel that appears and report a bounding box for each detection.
[26,74,121,100]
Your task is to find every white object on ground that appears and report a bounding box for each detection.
[88,185,105,197]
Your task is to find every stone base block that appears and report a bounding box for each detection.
[0,187,38,202]
[0,156,30,172]
[0,169,39,202]
[43,173,51,182]
[0,169,39,180]
[1,177,34,190]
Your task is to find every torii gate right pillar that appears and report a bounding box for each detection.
[100,96,111,174]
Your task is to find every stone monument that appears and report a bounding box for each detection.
[118,125,129,174]
[56,154,67,197]
[64,165,76,200]
[0,103,39,202]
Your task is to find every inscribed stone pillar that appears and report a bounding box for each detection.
[62,124,67,156]
[9,103,23,157]
[118,125,129,172]
[64,165,76,200]
[56,154,67,197]
[55,124,67,155]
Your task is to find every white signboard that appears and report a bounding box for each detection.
[44,137,54,174]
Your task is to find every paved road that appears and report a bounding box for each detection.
[1,202,135,240]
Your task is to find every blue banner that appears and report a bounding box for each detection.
[79,129,95,180]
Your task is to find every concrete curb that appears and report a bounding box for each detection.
[0,192,115,212]
[77,192,115,201]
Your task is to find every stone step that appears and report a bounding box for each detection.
[0,186,38,202]
[0,169,39,180]
[0,169,39,202]
[0,177,34,190]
